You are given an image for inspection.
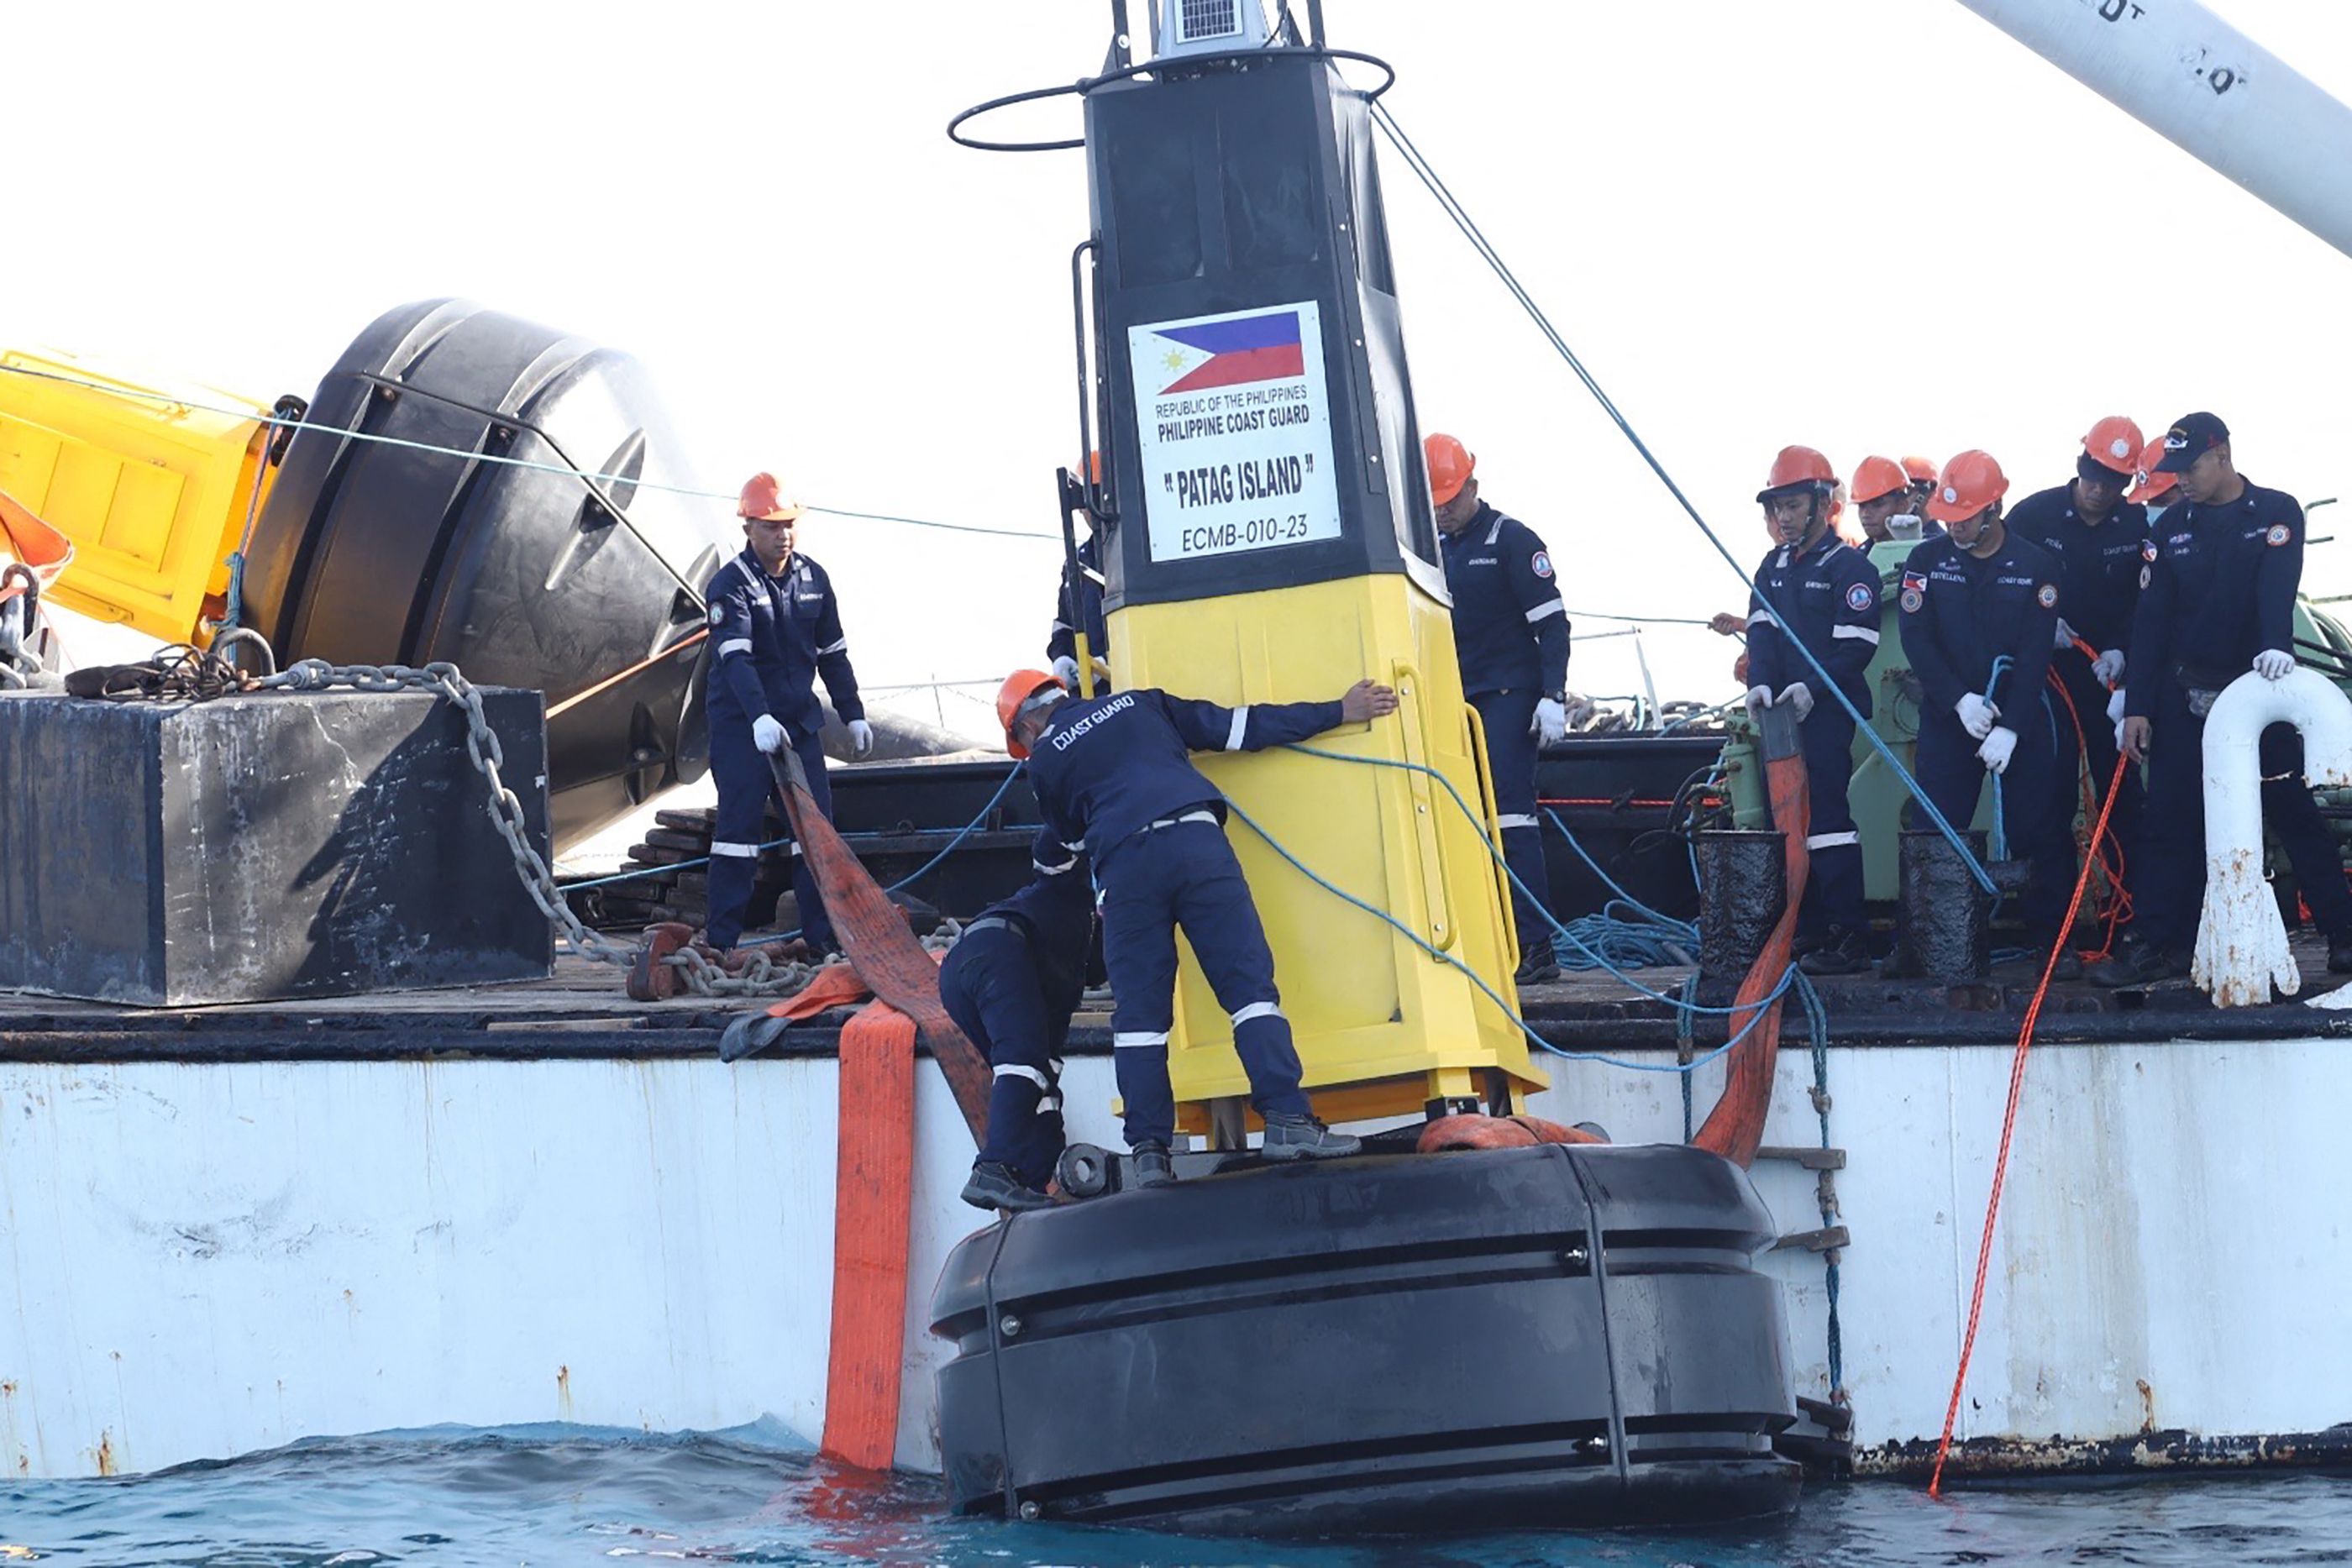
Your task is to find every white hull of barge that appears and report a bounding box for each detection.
[3,1036,2345,1481]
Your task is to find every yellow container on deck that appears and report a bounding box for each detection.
[1117,575,1549,1132]
[0,348,276,640]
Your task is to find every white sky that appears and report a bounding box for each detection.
[12,0,2352,744]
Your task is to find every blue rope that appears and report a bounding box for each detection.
[1793,970,1845,1397]
[1226,801,1790,1074]
[1284,743,1760,1017]
[1541,806,1700,969]
[1369,102,1997,899]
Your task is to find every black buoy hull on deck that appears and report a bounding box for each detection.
[242,300,721,851]
[931,1142,1800,1534]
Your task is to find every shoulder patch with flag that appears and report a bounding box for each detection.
[1900,570,1926,614]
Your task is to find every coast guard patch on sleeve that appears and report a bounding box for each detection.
[2267,522,2292,547]
[1899,570,1925,614]
[1531,550,1553,579]
[2036,583,2059,610]
[1845,582,1875,613]
[708,603,724,625]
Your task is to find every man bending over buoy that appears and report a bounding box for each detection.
[948,827,1100,1214]
[995,668,1397,1188]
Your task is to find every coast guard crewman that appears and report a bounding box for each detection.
[1426,433,1575,985]
[2007,417,2150,860]
[998,669,1397,1186]
[1048,453,1111,694]
[1851,456,1920,546]
[701,475,874,958]
[1744,445,1880,976]
[1902,455,1939,516]
[947,828,1098,1213]
[1898,451,2077,975]
[2092,412,2352,985]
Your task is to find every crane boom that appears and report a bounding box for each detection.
[1953,0,2352,260]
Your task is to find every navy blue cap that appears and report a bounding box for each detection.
[2154,412,2229,473]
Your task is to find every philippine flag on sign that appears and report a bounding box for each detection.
[1142,310,1305,395]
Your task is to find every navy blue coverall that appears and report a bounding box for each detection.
[1746,530,1880,942]
[1439,503,1570,962]
[2009,484,2149,852]
[1026,687,1345,1151]
[1047,534,1109,668]
[2125,482,2352,951]
[701,547,864,952]
[1897,529,2071,947]
[938,828,1096,1189]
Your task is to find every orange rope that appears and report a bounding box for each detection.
[2041,666,2134,960]
[545,627,709,720]
[1927,749,2131,1497]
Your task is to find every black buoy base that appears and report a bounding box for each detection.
[931,1142,1802,1534]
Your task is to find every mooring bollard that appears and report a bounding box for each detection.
[1696,829,1787,1004]
[1895,828,1992,983]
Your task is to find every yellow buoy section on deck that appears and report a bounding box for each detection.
[1116,572,1548,1132]
[0,348,276,641]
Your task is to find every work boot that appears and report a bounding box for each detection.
[2083,937,2189,989]
[1514,947,1562,987]
[1798,926,1869,977]
[959,1162,1054,1214]
[1261,1112,1362,1161]
[1129,1143,1175,1189]
[2330,931,2352,975]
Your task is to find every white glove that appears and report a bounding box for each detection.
[752,714,786,754]
[848,718,875,759]
[2106,688,2127,726]
[2091,648,2125,687]
[1956,692,2000,741]
[1531,697,1568,745]
[1050,654,1080,688]
[2054,616,2079,652]
[2254,648,2294,680]
[1977,725,2019,775]
[1744,684,1774,726]
[1775,682,1814,721]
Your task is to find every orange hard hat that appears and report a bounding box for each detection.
[996,669,1065,759]
[1924,450,2010,523]
[1756,445,1836,503]
[2082,416,2145,477]
[1851,455,1910,506]
[2129,436,2178,506]
[1425,433,1476,506]
[1900,455,1937,486]
[738,472,803,522]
